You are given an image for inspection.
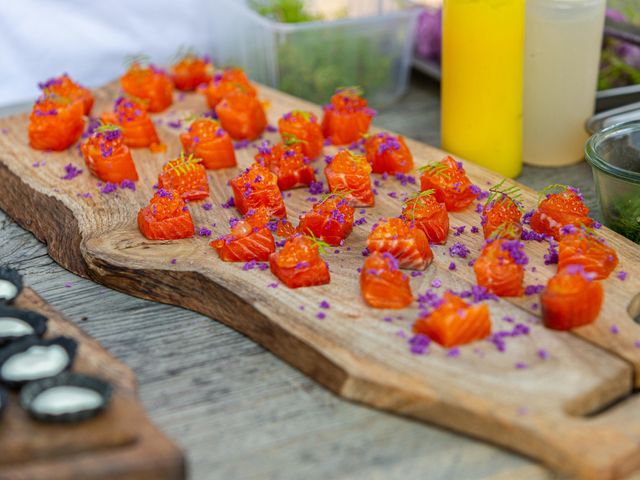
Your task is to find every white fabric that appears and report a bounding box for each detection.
[0,0,222,107]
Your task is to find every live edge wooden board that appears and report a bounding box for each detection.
[0,288,184,480]
[1,83,640,480]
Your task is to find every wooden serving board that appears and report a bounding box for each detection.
[1,83,640,479]
[0,288,185,479]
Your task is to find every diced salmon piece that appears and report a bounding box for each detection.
[361,252,413,309]
[413,292,491,347]
[367,218,432,270]
[269,235,330,288]
[324,150,374,207]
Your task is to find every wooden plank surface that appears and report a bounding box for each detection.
[2,78,640,479]
[0,288,185,479]
[0,73,624,480]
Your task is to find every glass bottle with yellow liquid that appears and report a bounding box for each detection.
[441,0,526,178]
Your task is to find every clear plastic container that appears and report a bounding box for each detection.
[585,121,640,244]
[211,1,420,107]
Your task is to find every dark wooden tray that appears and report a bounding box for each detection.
[0,288,185,480]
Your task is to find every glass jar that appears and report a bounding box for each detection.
[585,121,640,244]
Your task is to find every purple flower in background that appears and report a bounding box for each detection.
[606,8,626,22]
[617,42,640,69]
[601,9,640,88]
[415,8,442,62]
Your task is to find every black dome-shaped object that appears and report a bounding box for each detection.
[0,267,23,304]
[0,307,48,346]
[21,372,112,423]
[0,336,77,388]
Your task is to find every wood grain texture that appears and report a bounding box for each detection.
[0,76,560,480]
[0,80,639,479]
[0,288,185,480]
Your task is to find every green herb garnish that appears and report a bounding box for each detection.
[487,222,520,241]
[305,228,331,255]
[336,85,364,97]
[124,53,150,69]
[538,184,570,204]
[418,161,450,180]
[174,45,197,62]
[168,152,202,177]
[486,179,524,213]
[95,123,121,133]
[403,189,435,221]
[320,188,353,203]
[282,133,308,146]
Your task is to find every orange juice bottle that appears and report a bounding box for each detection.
[441,0,526,178]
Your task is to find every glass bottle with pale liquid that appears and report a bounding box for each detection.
[523,0,606,167]
[441,0,526,178]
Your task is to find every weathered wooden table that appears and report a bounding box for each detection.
[0,73,599,480]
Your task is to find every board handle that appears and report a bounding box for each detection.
[541,394,640,480]
[628,292,640,324]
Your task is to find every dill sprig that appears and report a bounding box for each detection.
[124,53,150,69]
[290,110,313,122]
[228,81,249,94]
[578,222,599,237]
[403,189,435,221]
[488,222,521,241]
[167,152,202,177]
[120,92,150,107]
[305,228,331,255]
[43,92,73,105]
[538,184,570,203]
[418,161,450,179]
[576,222,608,245]
[405,189,435,202]
[486,179,524,213]
[174,45,197,62]
[336,85,364,97]
[282,133,308,146]
[183,112,209,125]
[346,150,368,165]
[95,123,121,133]
[320,188,353,202]
[183,113,198,124]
